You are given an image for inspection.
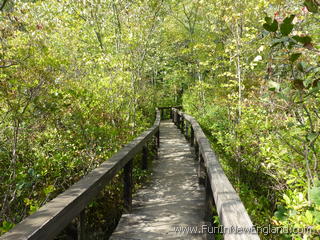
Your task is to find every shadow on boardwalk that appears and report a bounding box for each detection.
[110,120,207,240]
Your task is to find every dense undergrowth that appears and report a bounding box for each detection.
[0,0,159,235]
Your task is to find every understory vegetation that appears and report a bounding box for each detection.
[0,0,319,239]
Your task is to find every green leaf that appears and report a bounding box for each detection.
[297,62,307,72]
[283,15,295,24]
[305,210,314,223]
[289,53,302,62]
[307,132,318,142]
[286,178,295,184]
[274,206,288,221]
[265,16,272,25]
[263,19,278,32]
[292,35,312,44]
[304,0,319,13]
[310,187,320,205]
[1,221,14,233]
[43,185,55,195]
[314,211,320,224]
[280,22,294,36]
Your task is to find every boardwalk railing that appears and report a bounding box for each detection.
[0,110,161,240]
[158,106,182,120]
[172,108,260,240]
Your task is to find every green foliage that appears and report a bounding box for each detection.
[304,0,319,13]
[0,0,161,234]
[280,15,295,36]
[181,0,320,239]
[310,184,320,205]
[264,17,279,32]
[0,0,319,239]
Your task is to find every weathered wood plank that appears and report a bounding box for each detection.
[110,120,206,240]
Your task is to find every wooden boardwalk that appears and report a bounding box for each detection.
[110,120,207,240]
[0,108,259,240]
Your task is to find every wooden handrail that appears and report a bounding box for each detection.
[158,106,182,120]
[172,108,260,240]
[0,110,161,240]
[158,106,182,110]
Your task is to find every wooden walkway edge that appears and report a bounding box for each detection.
[110,120,207,240]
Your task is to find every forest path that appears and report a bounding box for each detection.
[110,120,207,240]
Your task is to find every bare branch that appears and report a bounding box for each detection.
[0,63,17,68]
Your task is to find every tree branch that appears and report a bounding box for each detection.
[0,0,9,11]
[0,63,18,68]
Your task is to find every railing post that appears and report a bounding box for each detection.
[170,108,173,120]
[181,116,185,134]
[204,175,215,240]
[195,141,199,161]
[185,122,189,139]
[175,111,177,124]
[161,108,164,120]
[198,153,205,185]
[154,134,158,152]
[77,210,86,240]
[172,109,175,123]
[177,114,179,126]
[124,159,133,212]
[142,145,148,170]
[156,129,160,148]
[190,127,194,147]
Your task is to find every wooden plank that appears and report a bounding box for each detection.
[0,111,161,240]
[110,120,206,240]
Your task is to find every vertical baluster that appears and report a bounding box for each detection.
[177,114,180,128]
[181,116,185,134]
[173,110,175,123]
[198,153,205,185]
[190,127,194,147]
[195,141,199,161]
[156,129,160,148]
[142,145,148,170]
[153,135,158,157]
[77,210,86,240]
[205,175,215,240]
[124,159,133,212]
[185,122,189,139]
